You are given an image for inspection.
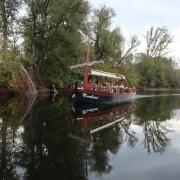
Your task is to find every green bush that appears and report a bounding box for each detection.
[0,59,22,92]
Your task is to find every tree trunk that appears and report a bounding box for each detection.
[0,0,8,50]
[31,0,37,73]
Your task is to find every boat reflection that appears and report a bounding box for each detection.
[70,101,138,176]
[71,102,135,139]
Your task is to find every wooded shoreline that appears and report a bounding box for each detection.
[1,86,180,98]
[0,1,180,94]
[0,85,73,97]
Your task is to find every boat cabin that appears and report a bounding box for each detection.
[78,68,134,94]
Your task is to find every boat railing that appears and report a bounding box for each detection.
[77,84,136,94]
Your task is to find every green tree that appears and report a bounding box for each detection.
[0,0,21,51]
[22,0,89,85]
[93,6,115,59]
[90,6,139,63]
[136,27,178,88]
[145,27,172,58]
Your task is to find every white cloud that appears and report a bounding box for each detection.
[89,0,180,62]
[126,0,180,16]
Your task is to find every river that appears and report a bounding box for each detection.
[0,94,180,180]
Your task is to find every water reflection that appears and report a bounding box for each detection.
[0,95,180,179]
[0,95,36,179]
[71,102,136,176]
[133,97,174,153]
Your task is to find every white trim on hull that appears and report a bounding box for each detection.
[72,91,136,104]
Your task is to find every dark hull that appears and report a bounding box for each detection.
[72,101,133,117]
[71,101,134,136]
[72,89,136,104]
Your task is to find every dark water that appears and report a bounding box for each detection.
[0,94,180,180]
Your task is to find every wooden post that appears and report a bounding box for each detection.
[83,67,89,89]
[84,43,90,89]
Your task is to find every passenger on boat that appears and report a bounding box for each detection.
[120,83,124,89]
[116,84,119,93]
[124,85,129,92]
[119,83,124,93]
[102,84,106,92]
[110,84,114,93]
[92,81,97,91]
[97,82,101,91]
[106,83,112,93]
[111,83,116,93]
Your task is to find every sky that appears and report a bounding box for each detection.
[89,0,180,63]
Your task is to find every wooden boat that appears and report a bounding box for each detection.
[71,66,136,104]
[70,45,136,104]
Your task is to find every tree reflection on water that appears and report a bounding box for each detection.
[133,96,174,153]
[0,96,88,180]
[0,95,179,179]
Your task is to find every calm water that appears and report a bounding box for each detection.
[0,94,180,180]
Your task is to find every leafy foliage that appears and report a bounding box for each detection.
[22,0,89,86]
[0,0,22,50]
[0,59,21,92]
[0,2,180,91]
[0,51,32,92]
[136,27,178,88]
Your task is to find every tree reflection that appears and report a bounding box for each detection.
[0,96,36,180]
[134,96,175,123]
[120,121,138,148]
[143,121,170,153]
[88,127,120,175]
[87,117,138,175]
[20,97,88,180]
[0,95,179,179]
[0,97,89,180]
[133,96,173,153]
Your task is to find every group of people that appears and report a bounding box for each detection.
[72,80,132,94]
[91,81,129,93]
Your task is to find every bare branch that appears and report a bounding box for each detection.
[121,35,140,62]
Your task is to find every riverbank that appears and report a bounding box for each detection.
[0,85,72,97]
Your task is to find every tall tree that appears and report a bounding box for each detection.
[0,0,21,51]
[22,0,89,84]
[137,27,176,88]
[88,6,139,64]
[93,6,117,59]
[145,27,172,58]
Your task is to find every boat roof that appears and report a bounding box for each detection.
[70,60,104,69]
[70,60,126,80]
[90,69,125,80]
